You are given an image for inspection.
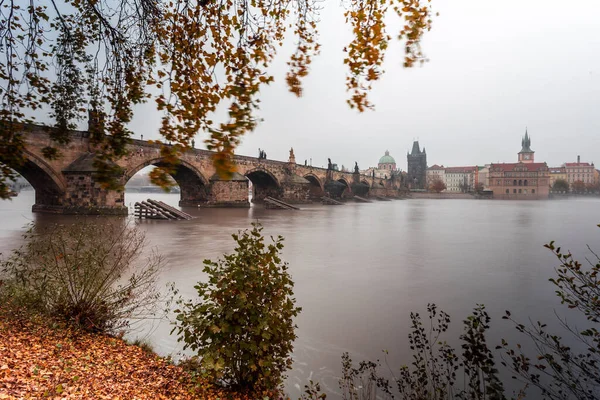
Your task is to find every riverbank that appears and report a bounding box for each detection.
[0,309,246,399]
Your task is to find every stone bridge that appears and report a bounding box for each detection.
[15,125,401,214]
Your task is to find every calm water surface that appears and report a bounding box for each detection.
[2,191,600,398]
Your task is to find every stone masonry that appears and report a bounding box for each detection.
[16,124,401,214]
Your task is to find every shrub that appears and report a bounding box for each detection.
[172,222,301,394]
[335,225,600,400]
[498,229,600,399]
[339,304,505,400]
[0,220,164,334]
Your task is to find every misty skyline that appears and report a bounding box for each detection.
[123,0,600,171]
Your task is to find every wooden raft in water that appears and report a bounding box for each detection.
[134,199,193,220]
[321,196,344,205]
[264,196,300,210]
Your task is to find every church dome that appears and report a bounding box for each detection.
[378,150,396,165]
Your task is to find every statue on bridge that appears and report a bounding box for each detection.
[327,158,332,170]
[258,148,267,160]
[288,147,296,164]
[354,162,359,174]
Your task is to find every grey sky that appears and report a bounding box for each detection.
[129,0,600,171]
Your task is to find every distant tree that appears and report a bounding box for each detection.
[474,182,485,193]
[429,176,446,193]
[0,0,435,198]
[458,178,471,193]
[586,182,600,193]
[571,180,586,193]
[552,179,569,192]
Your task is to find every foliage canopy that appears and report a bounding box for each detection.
[0,0,434,198]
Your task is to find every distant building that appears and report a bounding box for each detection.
[363,150,399,179]
[444,166,477,192]
[548,166,567,188]
[426,165,445,190]
[518,130,535,163]
[475,165,490,190]
[378,150,396,171]
[564,156,595,188]
[407,141,427,190]
[488,131,549,199]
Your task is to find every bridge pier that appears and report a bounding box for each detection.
[204,172,250,208]
[280,174,311,204]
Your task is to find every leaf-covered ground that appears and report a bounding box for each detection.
[0,309,246,399]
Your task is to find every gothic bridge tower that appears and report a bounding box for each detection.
[407,141,427,190]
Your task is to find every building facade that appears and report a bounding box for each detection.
[549,166,567,188]
[407,141,427,190]
[488,133,549,199]
[426,165,445,190]
[444,166,477,192]
[475,165,490,190]
[565,156,595,188]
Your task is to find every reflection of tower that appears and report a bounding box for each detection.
[407,141,427,189]
[518,129,535,163]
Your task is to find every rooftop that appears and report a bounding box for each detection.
[427,164,445,170]
[378,150,396,165]
[445,166,477,173]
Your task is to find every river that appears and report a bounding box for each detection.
[2,190,600,398]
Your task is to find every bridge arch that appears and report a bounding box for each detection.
[303,173,324,199]
[14,149,67,207]
[337,178,352,198]
[245,167,282,202]
[123,157,209,206]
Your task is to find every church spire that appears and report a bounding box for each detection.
[520,128,532,153]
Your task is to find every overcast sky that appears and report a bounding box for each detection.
[128,0,600,171]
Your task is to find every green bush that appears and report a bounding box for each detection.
[172,222,301,394]
[0,220,164,333]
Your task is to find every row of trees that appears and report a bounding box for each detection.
[553,179,600,194]
[2,220,600,399]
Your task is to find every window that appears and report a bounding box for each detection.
[524,189,528,194]
[513,179,517,186]
[524,179,528,186]
[532,189,535,194]
[506,189,509,194]
[513,189,517,194]
[518,179,522,186]
[518,189,522,193]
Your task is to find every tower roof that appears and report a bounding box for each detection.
[411,141,421,155]
[520,128,534,153]
[378,150,396,165]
